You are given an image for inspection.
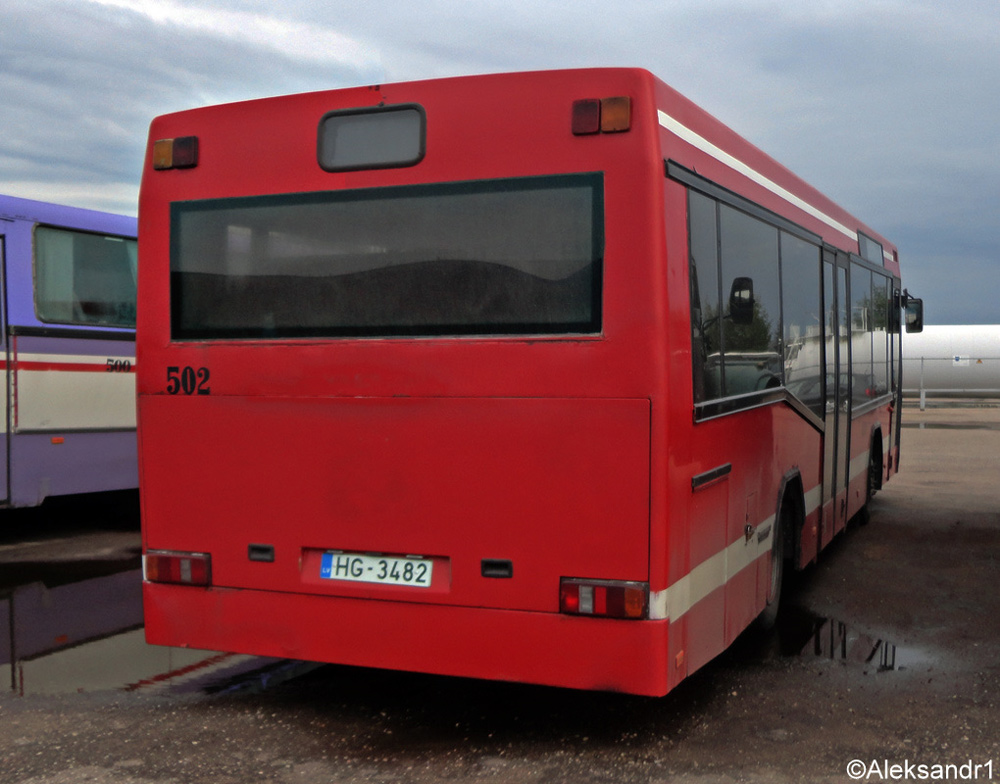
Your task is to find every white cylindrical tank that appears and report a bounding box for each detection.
[902,325,1000,397]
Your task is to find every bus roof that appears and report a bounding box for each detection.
[0,193,136,236]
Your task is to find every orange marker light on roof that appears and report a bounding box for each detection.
[152,139,173,170]
[600,96,631,132]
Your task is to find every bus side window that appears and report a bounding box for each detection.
[718,204,780,396]
[35,227,137,328]
[780,234,823,416]
[688,191,721,403]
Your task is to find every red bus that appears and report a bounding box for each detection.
[138,68,921,697]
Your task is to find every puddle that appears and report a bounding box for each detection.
[13,628,320,697]
[776,606,935,673]
[2,569,143,675]
[3,569,318,696]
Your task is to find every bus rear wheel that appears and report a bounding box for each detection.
[868,442,883,501]
[860,437,883,526]
[756,504,787,630]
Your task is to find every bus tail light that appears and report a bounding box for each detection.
[152,136,199,170]
[560,578,648,619]
[144,550,212,586]
[572,96,632,135]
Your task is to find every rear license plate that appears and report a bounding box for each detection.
[320,552,434,588]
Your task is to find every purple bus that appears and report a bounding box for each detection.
[0,195,137,508]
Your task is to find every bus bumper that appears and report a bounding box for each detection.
[143,582,675,697]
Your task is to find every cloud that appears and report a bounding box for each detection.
[0,0,382,213]
[85,0,382,71]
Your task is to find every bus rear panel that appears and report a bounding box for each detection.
[139,68,904,696]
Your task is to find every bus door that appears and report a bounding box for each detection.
[820,248,851,545]
[835,259,852,532]
[0,234,8,504]
[821,248,851,544]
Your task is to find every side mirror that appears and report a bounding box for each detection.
[729,277,754,326]
[904,297,924,333]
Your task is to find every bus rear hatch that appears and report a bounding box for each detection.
[141,394,651,615]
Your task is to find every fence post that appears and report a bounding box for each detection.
[919,357,926,411]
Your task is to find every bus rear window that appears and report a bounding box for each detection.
[170,174,603,340]
[34,226,138,328]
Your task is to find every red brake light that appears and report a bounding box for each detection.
[144,550,212,586]
[572,99,602,135]
[560,578,648,619]
[172,136,199,167]
[560,581,581,612]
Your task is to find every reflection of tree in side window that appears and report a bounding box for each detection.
[698,302,721,354]
[852,295,890,332]
[724,300,775,352]
[860,293,889,329]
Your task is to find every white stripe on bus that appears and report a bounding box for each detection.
[658,109,858,244]
[14,369,136,431]
[649,478,829,621]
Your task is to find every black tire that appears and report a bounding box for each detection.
[868,444,883,499]
[755,506,786,630]
[860,441,883,526]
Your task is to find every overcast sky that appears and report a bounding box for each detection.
[2,0,997,323]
